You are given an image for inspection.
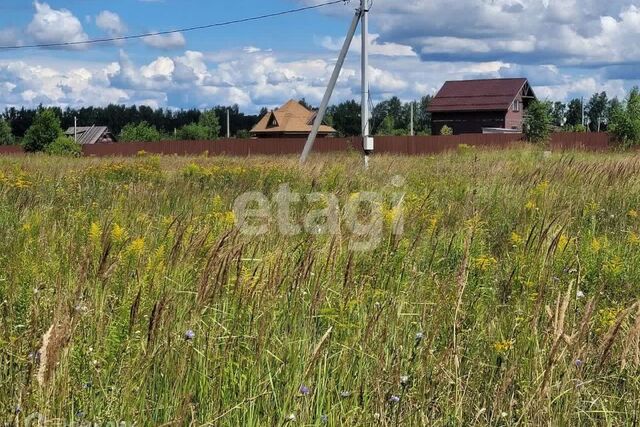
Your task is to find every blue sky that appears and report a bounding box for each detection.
[0,0,639,113]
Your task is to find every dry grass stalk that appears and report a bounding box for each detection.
[599,301,639,369]
[36,313,72,387]
[539,280,573,397]
[303,326,333,378]
[622,303,640,368]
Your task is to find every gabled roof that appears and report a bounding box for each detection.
[64,126,114,144]
[251,100,337,135]
[427,78,536,113]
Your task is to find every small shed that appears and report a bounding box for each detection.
[428,78,537,135]
[64,126,116,144]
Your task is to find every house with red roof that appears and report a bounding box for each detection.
[428,78,537,135]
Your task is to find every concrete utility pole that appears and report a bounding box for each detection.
[74,116,77,144]
[300,0,370,164]
[361,0,372,168]
[581,96,585,128]
[227,108,231,138]
[410,102,414,136]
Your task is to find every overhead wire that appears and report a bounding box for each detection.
[0,0,349,50]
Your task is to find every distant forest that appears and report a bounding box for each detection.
[1,104,263,139]
[0,89,627,143]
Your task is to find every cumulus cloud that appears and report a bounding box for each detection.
[96,11,127,37]
[342,0,640,67]
[0,28,21,47]
[319,34,416,57]
[2,0,638,113]
[26,1,88,48]
[143,32,186,50]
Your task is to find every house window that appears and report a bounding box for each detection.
[513,100,521,112]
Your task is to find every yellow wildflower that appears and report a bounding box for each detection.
[603,257,623,276]
[211,195,224,211]
[557,234,570,252]
[629,232,640,245]
[89,222,102,243]
[112,223,127,242]
[22,223,32,233]
[128,237,145,256]
[383,205,403,227]
[629,209,638,219]
[525,200,536,210]
[533,180,549,195]
[221,211,236,227]
[590,238,603,253]
[510,232,524,246]
[474,255,497,271]
[493,340,514,353]
[427,215,440,233]
[597,307,622,332]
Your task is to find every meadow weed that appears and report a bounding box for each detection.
[1,149,640,425]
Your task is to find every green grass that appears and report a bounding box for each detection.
[1,148,640,425]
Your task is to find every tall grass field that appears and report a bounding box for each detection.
[2,148,640,425]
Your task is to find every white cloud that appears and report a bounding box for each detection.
[319,34,416,57]
[0,28,21,47]
[143,32,186,50]
[26,1,88,48]
[96,11,127,37]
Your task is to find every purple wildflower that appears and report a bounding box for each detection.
[184,329,195,341]
[299,385,310,396]
[389,395,400,404]
[575,359,584,368]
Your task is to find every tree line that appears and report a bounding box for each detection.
[1,88,639,150]
[524,88,640,145]
[0,104,261,141]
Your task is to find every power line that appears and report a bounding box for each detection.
[0,0,349,51]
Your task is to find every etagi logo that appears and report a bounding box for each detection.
[232,176,406,251]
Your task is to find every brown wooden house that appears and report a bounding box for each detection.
[428,78,536,135]
[250,100,337,139]
[64,126,116,144]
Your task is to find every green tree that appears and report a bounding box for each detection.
[550,101,566,127]
[178,123,209,140]
[326,100,361,137]
[416,95,433,135]
[22,109,62,152]
[565,98,583,128]
[0,117,13,145]
[120,121,161,142]
[236,129,251,139]
[609,87,640,147]
[45,135,82,157]
[524,100,552,143]
[586,91,608,131]
[199,110,221,140]
[376,115,395,136]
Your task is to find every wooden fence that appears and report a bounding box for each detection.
[0,132,615,157]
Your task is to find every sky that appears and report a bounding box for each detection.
[0,0,638,113]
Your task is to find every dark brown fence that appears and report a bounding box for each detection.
[549,132,611,151]
[81,137,361,157]
[0,132,615,157]
[0,145,25,155]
